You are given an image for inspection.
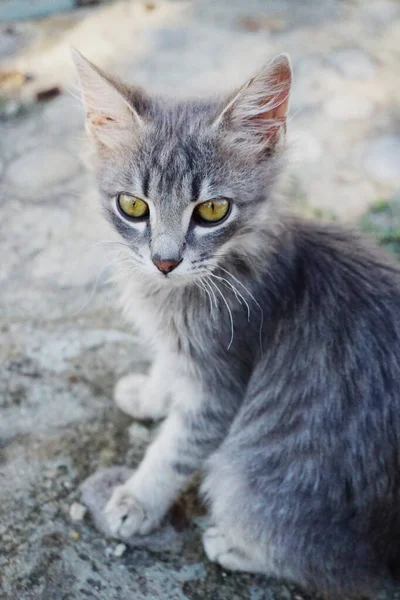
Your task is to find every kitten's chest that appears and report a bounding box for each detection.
[121,281,207,352]
[140,298,209,356]
[120,278,260,371]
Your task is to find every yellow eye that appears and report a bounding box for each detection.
[117,193,149,219]
[194,198,230,225]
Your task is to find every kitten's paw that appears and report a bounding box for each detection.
[203,526,264,573]
[114,374,168,420]
[203,526,232,563]
[104,484,159,537]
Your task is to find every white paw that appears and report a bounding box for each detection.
[203,526,262,572]
[104,484,159,537]
[202,526,232,563]
[114,373,169,420]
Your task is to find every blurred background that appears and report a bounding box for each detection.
[1,1,400,599]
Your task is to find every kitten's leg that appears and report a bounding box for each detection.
[201,430,391,596]
[202,526,266,573]
[114,357,173,420]
[104,375,235,537]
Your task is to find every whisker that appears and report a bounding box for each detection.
[204,276,218,312]
[199,280,218,329]
[207,276,234,350]
[211,252,276,285]
[91,239,144,259]
[113,259,144,277]
[217,265,264,356]
[195,281,213,319]
[70,252,122,316]
[210,272,242,302]
[208,271,251,322]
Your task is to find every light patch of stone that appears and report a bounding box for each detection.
[19,326,138,374]
[324,95,374,120]
[362,0,400,25]
[364,136,400,185]
[328,48,376,80]
[289,57,339,110]
[30,235,111,287]
[41,93,84,133]
[0,22,34,57]
[0,99,22,119]
[4,146,81,198]
[0,205,72,279]
[289,129,323,164]
[178,563,207,581]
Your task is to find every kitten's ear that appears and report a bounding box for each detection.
[71,49,144,150]
[214,54,292,152]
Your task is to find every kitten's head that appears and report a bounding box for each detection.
[73,51,291,286]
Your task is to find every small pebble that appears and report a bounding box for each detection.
[69,529,81,541]
[113,543,127,557]
[69,502,87,522]
[36,86,62,102]
[128,422,151,445]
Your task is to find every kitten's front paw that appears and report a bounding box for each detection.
[203,526,232,563]
[114,374,149,419]
[104,484,159,537]
[203,526,265,573]
[114,374,169,421]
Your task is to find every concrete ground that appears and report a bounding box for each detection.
[1,1,400,598]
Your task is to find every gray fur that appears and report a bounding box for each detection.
[73,50,400,598]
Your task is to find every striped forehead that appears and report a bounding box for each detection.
[141,135,209,208]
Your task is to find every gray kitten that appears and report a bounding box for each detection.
[73,50,400,598]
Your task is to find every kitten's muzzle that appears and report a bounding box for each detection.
[152,257,182,274]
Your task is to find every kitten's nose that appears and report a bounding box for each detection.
[152,258,182,274]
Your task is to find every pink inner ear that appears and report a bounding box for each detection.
[264,60,292,117]
[254,61,291,146]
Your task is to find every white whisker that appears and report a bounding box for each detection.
[204,276,218,312]
[70,252,122,316]
[195,281,213,318]
[208,271,251,323]
[207,276,234,350]
[217,265,264,356]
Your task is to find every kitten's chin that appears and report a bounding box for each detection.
[156,273,199,288]
[127,266,190,289]
[144,268,206,290]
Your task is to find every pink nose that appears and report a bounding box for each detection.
[152,258,181,274]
